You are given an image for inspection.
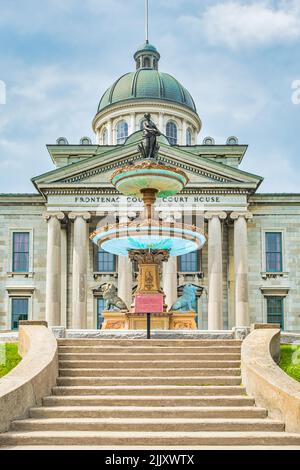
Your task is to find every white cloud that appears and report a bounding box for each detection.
[0,60,115,192]
[180,1,300,49]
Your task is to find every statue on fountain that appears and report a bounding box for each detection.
[138,113,161,159]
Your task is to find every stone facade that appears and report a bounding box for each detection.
[1,186,300,331]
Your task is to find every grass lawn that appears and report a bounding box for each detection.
[0,343,21,378]
[280,344,300,383]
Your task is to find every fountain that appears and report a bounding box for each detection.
[90,115,206,330]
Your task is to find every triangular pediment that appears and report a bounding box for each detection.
[32,141,263,194]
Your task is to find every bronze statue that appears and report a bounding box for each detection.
[139,113,161,159]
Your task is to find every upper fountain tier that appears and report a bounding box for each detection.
[111,160,189,199]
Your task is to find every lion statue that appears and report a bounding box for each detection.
[100,283,128,311]
[170,284,198,312]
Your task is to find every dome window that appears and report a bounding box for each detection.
[80,136,92,145]
[102,128,108,145]
[166,121,177,145]
[203,136,215,145]
[56,137,68,145]
[186,128,192,146]
[116,120,128,144]
[143,57,151,68]
[227,136,239,145]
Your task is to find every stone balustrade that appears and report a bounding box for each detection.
[0,321,58,433]
[241,324,300,433]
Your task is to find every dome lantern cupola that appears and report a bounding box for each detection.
[134,41,160,70]
[93,41,202,146]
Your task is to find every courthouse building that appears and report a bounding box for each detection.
[1,42,300,332]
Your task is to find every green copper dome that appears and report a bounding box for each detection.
[135,42,158,54]
[97,43,197,114]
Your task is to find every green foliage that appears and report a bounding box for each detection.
[0,343,21,378]
[280,344,300,383]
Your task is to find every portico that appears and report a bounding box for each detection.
[39,140,259,331]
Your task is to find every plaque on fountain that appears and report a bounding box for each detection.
[134,293,164,313]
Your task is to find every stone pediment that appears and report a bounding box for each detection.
[32,142,263,194]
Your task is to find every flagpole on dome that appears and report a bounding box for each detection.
[145,0,149,44]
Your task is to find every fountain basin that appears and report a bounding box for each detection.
[91,221,206,257]
[111,161,189,198]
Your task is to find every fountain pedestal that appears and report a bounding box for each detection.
[169,311,197,330]
[128,249,169,314]
[101,311,128,330]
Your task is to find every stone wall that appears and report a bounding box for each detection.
[248,198,300,331]
[0,198,47,329]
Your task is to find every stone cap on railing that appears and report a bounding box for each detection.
[0,321,58,433]
[241,324,300,433]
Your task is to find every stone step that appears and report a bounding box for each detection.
[59,367,241,377]
[58,339,242,347]
[1,431,300,447]
[10,418,285,433]
[42,395,255,407]
[57,376,242,386]
[58,353,241,361]
[58,346,242,354]
[59,360,241,369]
[29,406,268,420]
[51,385,246,397]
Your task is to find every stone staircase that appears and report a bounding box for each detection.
[1,338,300,448]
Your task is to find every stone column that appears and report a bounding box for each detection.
[117,215,133,309]
[230,212,253,327]
[44,212,65,327]
[163,257,178,310]
[159,113,164,133]
[205,212,227,330]
[117,257,132,310]
[107,119,112,145]
[130,113,135,135]
[182,120,187,145]
[69,212,91,329]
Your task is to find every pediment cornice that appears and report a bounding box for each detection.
[32,142,263,195]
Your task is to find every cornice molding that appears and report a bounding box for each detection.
[93,99,201,132]
[42,188,250,196]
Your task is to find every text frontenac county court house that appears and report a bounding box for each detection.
[1,42,299,332]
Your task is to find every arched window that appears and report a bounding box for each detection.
[143,57,151,68]
[166,121,177,145]
[116,120,128,144]
[102,128,108,145]
[186,128,192,146]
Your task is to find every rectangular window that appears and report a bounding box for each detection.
[265,232,282,272]
[267,296,284,329]
[12,232,30,272]
[96,248,116,272]
[11,298,29,331]
[179,251,199,273]
[97,298,105,329]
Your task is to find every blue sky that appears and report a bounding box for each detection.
[0,0,299,192]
